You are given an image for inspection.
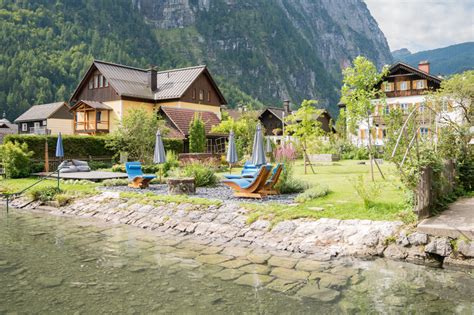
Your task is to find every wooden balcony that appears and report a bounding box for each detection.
[71,100,112,135]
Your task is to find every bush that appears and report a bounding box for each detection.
[3,134,114,160]
[274,144,298,161]
[162,151,180,176]
[295,184,329,203]
[189,113,206,153]
[102,179,129,186]
[351,175,382,209]
[163,139,184,154]
[182,163,218,187]
[28,186,61,202]
[88,160,112,170]
[31,161,45,173]
[0,141,34,178]
[275,162,308,194]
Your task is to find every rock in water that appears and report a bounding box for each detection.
[37,276,63,288]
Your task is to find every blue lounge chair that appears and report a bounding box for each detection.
[222,165,273,199]
[223,161,264,179]
[125,162,156,189]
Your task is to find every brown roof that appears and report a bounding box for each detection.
[14,102,67,123]
[388,62,442,83]
[70,60,227,104]
[226,109,242,120]
[159,107,222,137]
[70,100,113,110]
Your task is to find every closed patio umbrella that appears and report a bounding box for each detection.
[251,123,266,166]
[153,130,166,183]
[266,136,272,154]
[55,133,64,190]
[226,130,238,173]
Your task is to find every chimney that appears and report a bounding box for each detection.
[283,100,290,114]
[418,60,430,74]
[147,66,158,92]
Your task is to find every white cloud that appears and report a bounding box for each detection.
[364,0,474,52]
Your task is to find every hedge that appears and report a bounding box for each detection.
[3,134,184,160]
[3,135,114,159]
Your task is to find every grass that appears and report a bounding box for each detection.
[219,160,409,224]
[0,178,99,196]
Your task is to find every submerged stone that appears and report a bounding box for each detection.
[309,272,349,290]
[296,284,340,302]
[234,274,274,287]
[213,269,245,281]
[219,259,251,269]
[196,254,233,265]
[267,256,298,269]
[239,264,271,275]
[266,278,300,293]
[295,259,325,272]
[36,276,63,288]
[270,267,309,281]
[247,252,271,264]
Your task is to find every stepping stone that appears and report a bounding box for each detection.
[309,272,349,290]
[247,252,271,264]
[213,269,245,281]
[295,259,325,272]
[296,284,340,302]
[234,274,274,287]
[221,247,252,257]
[219,259,251,269]
[239,264,271,275]
[266,278,300,293]
[268,256,299,269]
[270,267,309,281]
[196,254,233,265]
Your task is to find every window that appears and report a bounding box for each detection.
[104,77,109,87]
[416,80,425,89]
[192,88,196,100]
[96,111,102,122]
[401,103,408,113]
[42,120,47,126]
[384,82,392,92]
[99,75,104,88]
[22,123,27,132]
[384,105,390,115]
[400,81,408,91]
[199,89,204,101]
[94,75,99,88]
[420,127,429,137]
[419,102,425,113]
[34,122,40,129]
[88,80,93,89]
[207,91,211,102]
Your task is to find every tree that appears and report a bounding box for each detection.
[189,113,206,153]
[211,109,259,158]
[341,56,389,181]
[285,99,324,174]
[105,108,168,162]
[335,108,347,140]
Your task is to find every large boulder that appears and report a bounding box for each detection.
[425,238,452,257]
[458,240,474,258]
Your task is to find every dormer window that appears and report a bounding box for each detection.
[99,75,104,88]
[199,89,204,101]
[94,75,99,88]
[104,78,109,87]
[192,88,196,100]
[88,80,93,89]
[207,91,211,102]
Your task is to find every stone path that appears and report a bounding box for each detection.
[417,197,474,239]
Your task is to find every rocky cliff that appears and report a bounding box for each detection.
[133,0,392,111]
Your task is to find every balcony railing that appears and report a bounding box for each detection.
[29,127,51,135]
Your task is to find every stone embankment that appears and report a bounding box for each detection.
[10,192,474,269]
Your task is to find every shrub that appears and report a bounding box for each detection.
[55,193,73,206]
[88,160,112,170]
[0,141,34,178]
[189,113,206,153]
[275,162,308,194]
[274,144,298,161]
[162,151,180,176]
[295,184,329,203]
[28,186,61,202]
[351,175,382,209]
[182,163,218,187]
[102,179,129,186]
[31,161,45,173]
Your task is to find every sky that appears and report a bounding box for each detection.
[364,0,474,53]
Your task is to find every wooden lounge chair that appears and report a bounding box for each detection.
[259,163,283,195]
[222,165,272,199]
[125,162,156,189]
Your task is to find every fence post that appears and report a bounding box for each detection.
[415,166,432,219]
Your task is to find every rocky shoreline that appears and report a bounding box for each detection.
[8,191,474,270]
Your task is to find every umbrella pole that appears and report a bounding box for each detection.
[160,165,163,184]
[229,163,232,174]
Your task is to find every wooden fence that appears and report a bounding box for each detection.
[415,159,455,219]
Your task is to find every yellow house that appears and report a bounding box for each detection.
[69,60,227,135]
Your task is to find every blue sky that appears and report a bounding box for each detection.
[364,0,474,52]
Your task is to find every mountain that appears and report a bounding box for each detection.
[0,0,392,121]
[392,42,474,75]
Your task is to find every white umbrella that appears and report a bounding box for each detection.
[153,130,166,182]
[251,123,266,166]
[226,130,238,173]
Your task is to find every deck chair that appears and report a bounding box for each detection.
[222,165,272,199]
[223,162,263,179]
[125,162,156,189]
[258,163,283,195]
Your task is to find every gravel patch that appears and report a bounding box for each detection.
[99,184,297,204]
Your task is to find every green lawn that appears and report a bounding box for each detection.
[220,160,409,224]
[0,178,99,196]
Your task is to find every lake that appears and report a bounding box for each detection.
[0,210,472,314]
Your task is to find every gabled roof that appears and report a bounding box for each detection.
[387,62,442,84]
[70,100,113,111]
[14,102,67,123]
[159,106,222,137]
[70,60,227,104]
[258,107,292,121]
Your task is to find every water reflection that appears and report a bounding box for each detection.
[0,210,472,314]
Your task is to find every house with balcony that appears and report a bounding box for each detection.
[68,60,228,152]
[341,61,456,147]
[14,102,74,135]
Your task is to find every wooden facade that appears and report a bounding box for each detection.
[71,101,111,135]
[179,73,222,107]
[72,70,120,104]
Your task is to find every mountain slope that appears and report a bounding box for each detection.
[0,0,392,120]
[392,42,474,75]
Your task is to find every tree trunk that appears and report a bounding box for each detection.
[303,141,307,174]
